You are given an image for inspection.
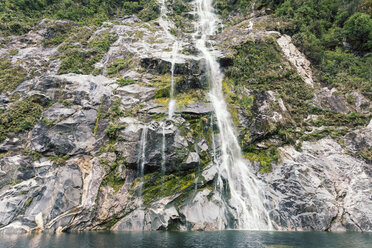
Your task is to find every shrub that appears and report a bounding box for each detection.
[0,60,27,94]
[0,98,44,141]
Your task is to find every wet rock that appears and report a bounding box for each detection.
[182,152,200,169]
[179,189,229,231]
[178,103,213,115]
[115,84,155,105]
[113,198,179,231]
[140,58,171,74]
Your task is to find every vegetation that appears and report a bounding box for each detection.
[225,36,370,172]
[213,0,372,172]
[135,171,196,205]
[226,37,313,128]
[49,154,70,165]
[58,30,118,74]
[105,122,126,139]
[0,98,45,141]
[0,59,28,94]
[244,146,280,173]
[107,58,133,78]
[0,0,160,36]
[215,0,253,18]
[101,155,127,192]
[117,78,136,87]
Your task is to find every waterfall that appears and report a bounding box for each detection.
[168,41,180,119]
[159,0,180,119]
[193,0,272,230]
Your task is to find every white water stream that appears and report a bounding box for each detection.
[193,0,272,230]
[159,0,180,119]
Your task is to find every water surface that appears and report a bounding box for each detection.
[1,231,371,248]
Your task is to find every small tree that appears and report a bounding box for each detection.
[343,12,372,52]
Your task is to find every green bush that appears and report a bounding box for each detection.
[107,58,133,78]
[0,60,27,94]
[117,78,136,86]
[343,12,372,52]
[0,98,44,141]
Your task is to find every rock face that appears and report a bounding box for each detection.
[266,137,371,231]
[0,2,371,234]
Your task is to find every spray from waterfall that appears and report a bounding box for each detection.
[193,0,272,230]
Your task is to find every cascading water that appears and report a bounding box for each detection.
[158,0,180,119]
[158,0,181,183]
[193,0,272,230]
[168,41,180,119]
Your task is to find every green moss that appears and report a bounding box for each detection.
[105,122,126,139]
[102,217,121,229]
[49,155,70,165]
[99,141,117,153]
[94,104,102,136]
[176,91,200,107]
[25,196,34,207]
[137,0,160,22]
[61,99,73,107]
[41,117,55,127]
[360,148,372,161]
[222,80,241,125]
[0,98,44,141]
[138,171,196,205]
[170,27,179,36]
[101,157,126,192]
[107,58,133,78]
[215,0,253,18]
[30,151,43,161]
[103,97,136,122]
[309,108,371,128]
[155,86,170,99]
[243,146,280,173]
[9,49,18,56]
[41,22,77,48]
[10,179,23,186]
[155,97,169,107]
[0,59,28,94]
[57,25,96,52]
[117,78,136,87]
[224,37,361,148]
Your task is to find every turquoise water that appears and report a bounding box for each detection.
[0,231,371,248]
